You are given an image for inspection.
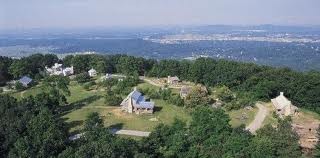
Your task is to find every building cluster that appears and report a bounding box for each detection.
[45,63,74,76]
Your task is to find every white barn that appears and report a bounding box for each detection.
[88,68,97,77]
[271,92,298,117]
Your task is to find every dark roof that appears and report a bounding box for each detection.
[19,76,32,85]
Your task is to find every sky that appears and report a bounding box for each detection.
[1,0,320,30]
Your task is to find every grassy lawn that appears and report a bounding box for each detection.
[10,85,45,99]
[137,82,160,93]
[62,81,191,133]
[261,102,278,127]
[227,106,258,128]
[8,77,267,134]
[297,108,320,121]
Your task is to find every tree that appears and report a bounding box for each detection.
[0,56,13,86]
[223,125,252,157]
[98,78,118,89]
[75,73,90,83]
[249,117,301,158]
[189,107,232,157]
[9,109,67,158]
[9,60,29,79]
[84,112,103,131]
[185,86,211,108]
[43,75,71,96]
[215,85,234,103]
[71,55,90,73]
[104,90,122,106]
[43,54,59,67]
[14,81,25,91]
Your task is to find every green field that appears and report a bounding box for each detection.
[227,106,258,127]
[9,78,261,133]
[62,81,191,133]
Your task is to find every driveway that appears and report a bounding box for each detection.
[246,103,268,133]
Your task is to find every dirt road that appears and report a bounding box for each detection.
[139,76,183,89]
[246,103,268,133]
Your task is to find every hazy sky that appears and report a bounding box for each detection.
[1,0,320,30]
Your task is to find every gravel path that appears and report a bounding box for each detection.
[139,76,182,89]
[69,129,150,140]
[111,129,150,137]
[246,103,268,133]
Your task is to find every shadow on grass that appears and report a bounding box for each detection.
[66,120,84,135]
[153,106,163,113]
[58,95,102,117]
[109,123,124,130]
[109,123,124,134]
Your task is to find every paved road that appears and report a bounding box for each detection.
[246,103,268,133]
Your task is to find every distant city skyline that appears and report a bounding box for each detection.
[1,0,320,30]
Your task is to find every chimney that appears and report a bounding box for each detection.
[133,87,137,91]
[280,92,284,96]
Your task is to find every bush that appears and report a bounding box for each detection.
[215,85,234,103]
[168,94,184,106]
[34,73,43,82]
[0,87,3,93]
[98,78,118,89]
[14,82,25,91]
[75,73,90,83]
[104,90,122,106]
[83,81,96,90]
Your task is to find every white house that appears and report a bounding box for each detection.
[46,63,74,76]
[271,92,298,117]
[88,68,97,77]
[62,66,74,76]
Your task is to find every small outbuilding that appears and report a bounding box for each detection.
[271,92,298,117]
[88,68,97,77]
[167,76,180,84]
[105,73,112,79]
[19,76,33,87]
[180,86,191,99]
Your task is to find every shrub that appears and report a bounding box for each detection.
[14,82,25,91]
[104,90,122,106]
[75,73,90,83]
[83,81,96,90]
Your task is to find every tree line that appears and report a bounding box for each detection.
[1,53,319,113]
